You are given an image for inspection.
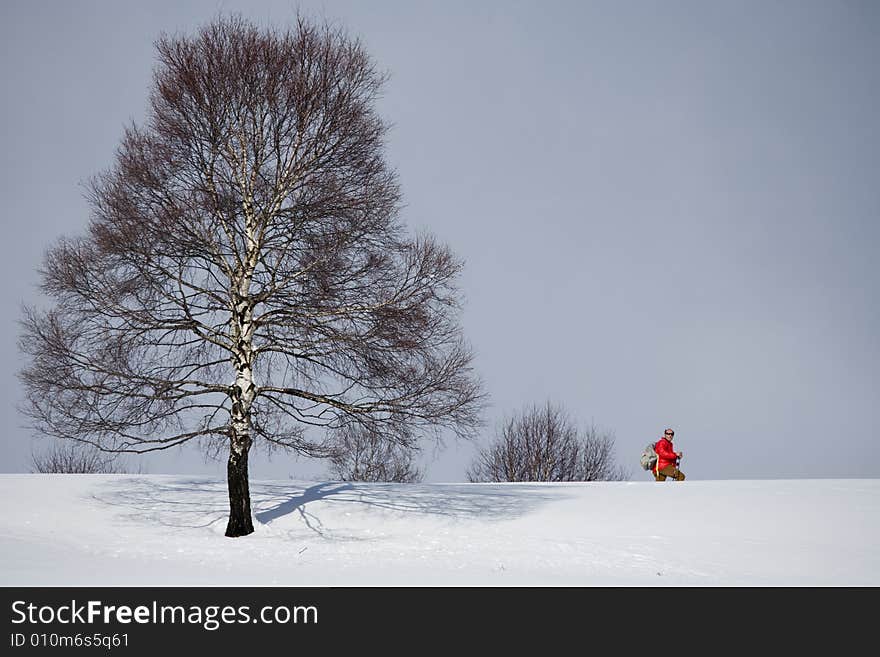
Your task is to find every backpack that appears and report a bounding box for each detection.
[639,442,658,471]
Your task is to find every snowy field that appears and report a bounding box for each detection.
[1,474,877,586]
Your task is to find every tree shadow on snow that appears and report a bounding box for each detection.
[90,476,571,534]
[89,476,230,530]
[253,480,569,525]
[254,482,354,536]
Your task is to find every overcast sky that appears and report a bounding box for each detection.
[2,0,878,481]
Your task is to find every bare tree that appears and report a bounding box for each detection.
[576,424,629,482]
[467,402,628,482]
[18,15,485,536]
[31,442,129,474]
[327,425,423,483]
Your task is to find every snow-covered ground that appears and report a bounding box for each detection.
[1,474,877,586]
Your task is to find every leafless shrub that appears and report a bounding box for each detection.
[467,402,628,482]
[327,425,423,482]
[31,442,140,474]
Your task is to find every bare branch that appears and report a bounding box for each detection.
[326,424,423,483]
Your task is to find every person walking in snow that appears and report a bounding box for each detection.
[653,428,685,481]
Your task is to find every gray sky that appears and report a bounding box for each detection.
[2,0,878,481]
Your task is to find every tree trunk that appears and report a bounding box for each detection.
[226,283,257,537]
[225,433,254,537]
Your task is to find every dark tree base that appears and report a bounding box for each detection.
[225,441,254,537]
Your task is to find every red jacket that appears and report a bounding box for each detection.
[653,437,679,473]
